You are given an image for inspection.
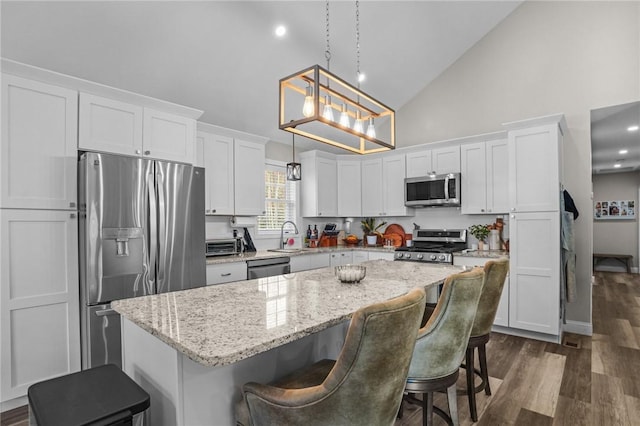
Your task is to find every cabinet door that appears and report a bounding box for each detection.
[0,209,80,401]
[234,139,265,216]
[486,138,509,214]
[337,160,361,217]
[460,142,487,214]
[2,75,78,210]
[79,93,143,156]
[361,158,384,217]
[432,146,461,174]
[508,124,561,212]
[316,157,338,217]
[493,273,509,327]
[509,211,560,335]
[406,150,432,178]
[382,154,410,216]
[352,251,369,264]
[202,133,234,215]
[367,251,395,261]
[308,253,331,270]
[143,108,195,164]
[330,251,353,267]
[206,262,247,285]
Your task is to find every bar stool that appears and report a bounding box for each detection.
[28,364,150,426]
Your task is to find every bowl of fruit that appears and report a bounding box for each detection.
[343,234,361,247]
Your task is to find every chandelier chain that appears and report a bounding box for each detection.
[325,0,331,69]
[356,0,360,88]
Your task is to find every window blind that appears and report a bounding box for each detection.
[258,164,297,232]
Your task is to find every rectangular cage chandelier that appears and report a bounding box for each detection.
[279,65,395,155]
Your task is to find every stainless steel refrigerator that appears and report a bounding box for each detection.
[78,152,206,369]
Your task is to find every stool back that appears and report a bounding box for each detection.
[471,258,509,337]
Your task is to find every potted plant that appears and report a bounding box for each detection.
[468,224,490,250]
[361,217,387,246]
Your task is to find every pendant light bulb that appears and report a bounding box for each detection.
[322,96,334,121]
[353,110,364,134]
[302,85,314,117]
[366,117,376,139]
[339,104,351,128]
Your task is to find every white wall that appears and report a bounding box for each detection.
[592,171,640,269]
[395,1,640,324]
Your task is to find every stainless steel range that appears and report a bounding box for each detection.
[394,229,467,264]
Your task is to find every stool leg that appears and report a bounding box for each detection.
[466,347,478,422]
[424,392,434,426]
[478,343,491,396]
[447,383,459,426]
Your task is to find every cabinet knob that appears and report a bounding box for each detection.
[221,273,231,277]
[262,211,266,214]
[212,209,216,213]
[318,212,322,216]
[481,208,485,212]
[69,202,76,208]
[135,149,141,155]
[511,207,516,212]
[510,214,515,219]
[144,150,151,155]
[206,209,211,213]
[70,213,76,219]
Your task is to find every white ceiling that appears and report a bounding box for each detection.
[591,101,640,175]
[1,1,522,152]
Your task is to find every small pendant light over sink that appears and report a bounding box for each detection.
[286,133,302,181]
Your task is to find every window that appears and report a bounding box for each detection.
[257,162,297,233]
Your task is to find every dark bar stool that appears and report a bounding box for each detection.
[28,364,150,426]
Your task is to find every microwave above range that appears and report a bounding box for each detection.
[404,173,461,207]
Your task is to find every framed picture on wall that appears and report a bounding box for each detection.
[594,200,635,220]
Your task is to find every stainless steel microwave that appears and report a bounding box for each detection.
[404,173,461,207]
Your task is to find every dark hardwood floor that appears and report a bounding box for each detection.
[2,271,638,426]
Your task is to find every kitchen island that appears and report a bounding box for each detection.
[112,260,461,425]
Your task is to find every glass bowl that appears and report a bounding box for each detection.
[335,264,366,284]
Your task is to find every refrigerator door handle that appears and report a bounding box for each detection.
[147,164,157,295]
[95,308,118,317]
[156,166,166,294]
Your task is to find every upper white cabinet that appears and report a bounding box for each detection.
[0,209,80,402]
[197,125,266,216]
[300,151,337,217]
[362,154,413,217]
[79,93,196,164]
[1,75,78,210]
[337,158,362,217]
[406,145,460,178]
[460,137,508,214]
[508,122,562,213]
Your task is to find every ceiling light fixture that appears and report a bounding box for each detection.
[278,0,395,154]
[614,163,622,168]
[619,149,628,154]
[286,132,301,181]
[275,25,287,37]
[628,125,639,132]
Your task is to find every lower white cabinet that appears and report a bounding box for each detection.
[0,209,80,403]
[367,251,395,261]
[206,262,247,285]
[352,251,369,264]
[330,251,353,267]
[289,253,331,273]
[453,256,509,327]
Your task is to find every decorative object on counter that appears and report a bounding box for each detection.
[361,217,387,246]
[305,225,312,247]
[343,234,361,247]
[286,132,301,181]
[278,0,395,154]
[488,229,500,251]
[383,223,406,248]
[335,264,366,284]
[468,224,490,250]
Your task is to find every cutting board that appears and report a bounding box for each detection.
[383,224,406,247]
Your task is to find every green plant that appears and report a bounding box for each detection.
[361,217,387,236]
[468,224,490,242]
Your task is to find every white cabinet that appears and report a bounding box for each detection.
[330,251,353,267]
[289,253,331,272]
[206,262,247,285]
[362,154,413,217]
[461,138,508,214]
[453,256,509,327]
[1,75,78,210]
[196,127,266,217]
[337,158,362,217]
[300,151,337,217]
[0,209,80,402]
[352,251,369,264]
[79,93,196,164]
[406,145,460,178]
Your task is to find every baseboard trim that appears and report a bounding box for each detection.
[491,325,561,344]
[1,395,28,413]
[594,265,631,273]
[563,320,592,336]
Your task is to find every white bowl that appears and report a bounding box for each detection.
[335,264,366,283]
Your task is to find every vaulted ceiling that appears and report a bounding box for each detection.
[2,1,523,152]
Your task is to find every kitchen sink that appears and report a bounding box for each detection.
[267,248,308,254]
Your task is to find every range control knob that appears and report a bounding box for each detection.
[416,254,424,260]
[396,253,403,259]
[405,253,411,259]
[439,254,447,261]
[430,254,437,261]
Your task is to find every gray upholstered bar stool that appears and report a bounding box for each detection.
[463,258,509,422]
[403,268,485,426]
[235,287,426,426]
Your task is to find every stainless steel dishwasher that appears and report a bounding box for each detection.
[246,257,291,279]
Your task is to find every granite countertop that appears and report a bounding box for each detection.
[206,246,397,265]
[112,260,461,367]
[455,250,509,259]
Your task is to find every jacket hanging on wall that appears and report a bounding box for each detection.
[563,189,579,220]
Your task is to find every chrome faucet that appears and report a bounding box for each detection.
[280,221,299,249]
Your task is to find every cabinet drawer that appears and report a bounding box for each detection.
[206,262,247,285]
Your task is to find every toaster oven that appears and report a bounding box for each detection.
[206,238,242,257]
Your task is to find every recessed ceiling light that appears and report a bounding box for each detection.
[628,125,639,132]
[614,163,622,168]
[619,149,628,154]
[275,25,286,38]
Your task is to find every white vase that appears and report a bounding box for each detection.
[366,235,378,246]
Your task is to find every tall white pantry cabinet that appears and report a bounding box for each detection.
[1,74,81,404]
[505,115,565,341]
